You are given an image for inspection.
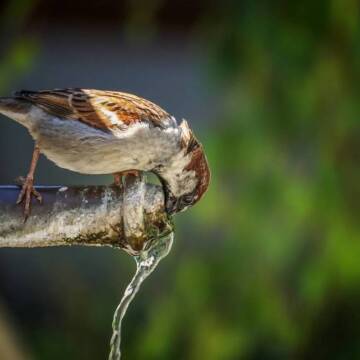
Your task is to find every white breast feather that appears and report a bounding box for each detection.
[28,113,182,175]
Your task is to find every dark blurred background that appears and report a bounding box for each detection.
[0,0,359,359]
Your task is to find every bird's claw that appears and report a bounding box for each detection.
[16,176,42,221]
[113,170,140,188]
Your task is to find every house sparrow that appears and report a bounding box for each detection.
[0,89,210,220]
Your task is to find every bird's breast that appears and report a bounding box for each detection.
[30,117,181,174]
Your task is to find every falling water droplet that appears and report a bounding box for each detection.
[108,232,174,360]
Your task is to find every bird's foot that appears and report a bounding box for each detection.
[113,170,140,187]
[15,176,42,221]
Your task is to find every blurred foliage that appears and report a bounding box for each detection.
[124,0,163,41]
[1,0,360,359]
[0,39,38,93]
[0,0,38,93]
[130,1,360,359]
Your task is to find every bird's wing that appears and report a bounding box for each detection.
[15,88,171,131]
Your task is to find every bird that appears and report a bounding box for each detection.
[0,88,210,220]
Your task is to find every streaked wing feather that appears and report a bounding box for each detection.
[15,88,170,130]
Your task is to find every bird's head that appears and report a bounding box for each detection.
[158,119,211,215]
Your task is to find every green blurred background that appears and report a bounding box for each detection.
[0,0,359,359]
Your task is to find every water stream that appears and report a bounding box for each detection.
[108,232,174,359]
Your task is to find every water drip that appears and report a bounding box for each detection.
[109,232,174,359]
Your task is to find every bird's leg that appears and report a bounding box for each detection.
[113,173,122,187]
[113,170,140,187]
[16,143,42,221]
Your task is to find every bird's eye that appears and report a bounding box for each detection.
[182,194,193,205]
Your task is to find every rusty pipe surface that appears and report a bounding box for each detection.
[0,176,173,254]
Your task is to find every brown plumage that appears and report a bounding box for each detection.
[0,88,211,219]
[15,88,170,131]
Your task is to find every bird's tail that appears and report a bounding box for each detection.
[0,96,32,127]
[0,96,31,113]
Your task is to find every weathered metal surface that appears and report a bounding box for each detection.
[0,176,173,254]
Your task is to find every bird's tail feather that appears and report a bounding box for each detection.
[0,97,31,114]
[0,97,32,127]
